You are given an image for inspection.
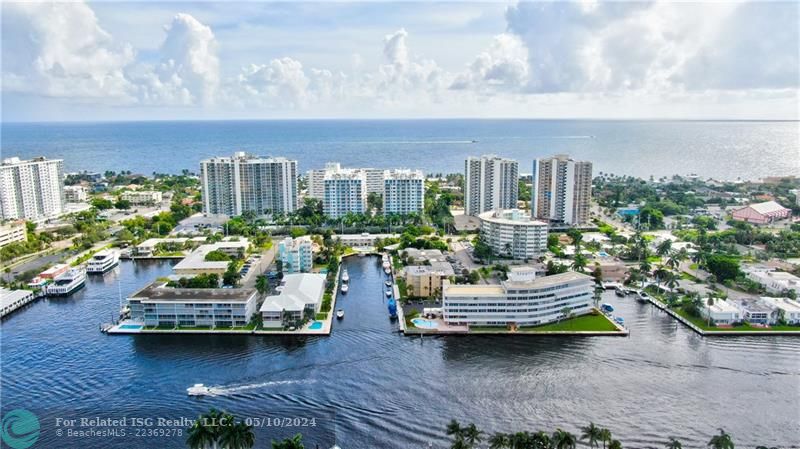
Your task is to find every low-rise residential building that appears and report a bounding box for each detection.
[731,201,791,224]
[403,265,452,297]
[744,266,800,295]
[0,221,26,248]
[127,282,258,328]
[442,268,594,327]
[134,238,190,257]
[729,298,773,325]
[120,190,163,205]
[334,233,398,248]
[479,209,548,260]
[173,239,249,276]
[278,236,313,273]
[63,185,89,203]
[700,299,742,325]
[400,248,445,264]
[760,297,800,324]
[260,273,325,327]
[591,259,629,283]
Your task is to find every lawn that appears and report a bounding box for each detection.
[518,313,620,332]
[469,313,621,333]
[672,307,800,332]
[315,312,328,320]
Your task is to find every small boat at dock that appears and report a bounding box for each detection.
[341,269,350,283]
[384,280,392,287]
[336,309,344,319]
[614,287,626,297]
[637,291,650,303]
[340,284,349,293]
[385,289,392,297]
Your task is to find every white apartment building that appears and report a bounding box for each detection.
[744,266,800,295]
[532,154,593,225]
[200,152,297,217]
[121,190,163,205]
[479,209,548,260]
[278,236,313,273]
[63,185,89,203]
[760,297,800,324]
[443,268,594,327]
[700,299,742,325]
[127,282,258,328]
[323,169,367,218]
[464,155,519,216]
[0,157,64,222]
[383,169,425,215]
[260,273,325,327]
[307,163,384,199]
[0,221,26,248]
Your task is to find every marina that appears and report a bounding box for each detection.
[1,257,797,448]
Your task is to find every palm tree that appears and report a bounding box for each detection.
[186,418,217,449]
[271,433,304,449]
[581,422,602,448]
[219,421,255,449]
[488,433,510,449]
[446,419,463,439]
[551,429,577,449]
[707,428,734,449]
[665,437,683,449]
[531,431,551,449]
[255,275,269,295]
[462,423,484,448]
[571,253,588,272]
[608,440,623,449]
[598,428,612,449]
[706,295,716,327]
[656,239,672,258]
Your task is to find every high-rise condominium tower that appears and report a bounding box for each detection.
[464,155,519,216]
[200,152,297,217]
[0,157,64,221]
[531,154,592,225]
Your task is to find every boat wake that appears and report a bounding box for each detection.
[202,379,314,396]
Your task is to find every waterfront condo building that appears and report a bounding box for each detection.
[383,169,425,216]
[531,154,592,225]
[307,163,385,200]
[278,236,313,273]
[464,155,519,216]
[260,273,325,327]
[0,157,64,222]
[478,209,548,260]
[63,185,89,203]
[442,268,594,327]
[128,282,258,328]
[200,152,297,217]
[120,190,163,205]
[323,169,367,219]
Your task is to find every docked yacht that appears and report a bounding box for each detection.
[341,269,350,283]
[385,289,392,297]
[384,280,393,287]
[340,283,349,293]
[46,268,86,296]
[86,249,119,274]
[614,287,626,297]
[336,309,345,319]
[636,291,650,303]
[187,384,212,396]
[384,267,391,275]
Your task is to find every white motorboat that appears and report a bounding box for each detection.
[341,269,350,283]
[382,261,391,269]
[637,291,650,303]
[385,289,392,297]
[187,384,212,396]
[384,280,392,287]
[46,268,86,296]
[86,249,119,274]
[336,309,344,319]
[340,284,349,293]
[384,267,391,275]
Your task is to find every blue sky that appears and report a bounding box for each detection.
[2,1,798,121]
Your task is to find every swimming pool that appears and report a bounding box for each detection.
[308,321,323,330]
[599,251,609,257]
[411,318,439,329]
[119,324,143,330]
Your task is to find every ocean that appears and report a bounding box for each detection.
[2,119,798,179]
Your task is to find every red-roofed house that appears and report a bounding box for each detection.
[732,201,791,225]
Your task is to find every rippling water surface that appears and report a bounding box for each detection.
[2,258,799,448]
[2,120,798,179]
